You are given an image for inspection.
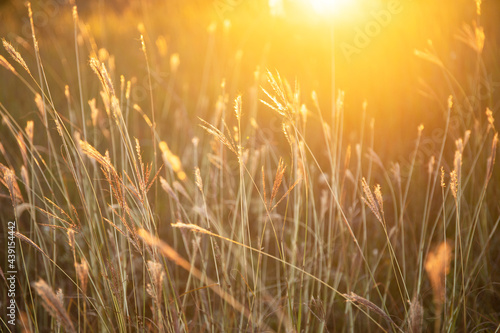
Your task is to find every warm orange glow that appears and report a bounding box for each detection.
[309,0,358,16]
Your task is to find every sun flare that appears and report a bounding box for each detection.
[309,0,357,15]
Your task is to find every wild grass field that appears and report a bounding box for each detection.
[0,0,499,332]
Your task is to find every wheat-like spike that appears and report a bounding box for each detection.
[344,292,394,325]
[135,138,146,193]
[89,57,114,97]
[170,222,210,234]
[486,133,498,182]
[271,177,301,212]
[101,63,115,96]
[199,118,238,155]
[361,177,382,223]
[103,217,127,238]
[146,260,165,299]
[104,259,123,304]
[260,88,287,116]
[33,279,76,333]
[270,157,285,206]
[194,167,203,193]
[486,108,495,130]
[2,38,31,74]
[44,197,74,224]
[440,166,446,188]
[408,296,423,333]
[145,165,162,194]
[374,184,384,220]
[234,95,242,120]
[2,167,23,205]
[450,170,458,198]
[36,207,73,227]
[80,140,117,176]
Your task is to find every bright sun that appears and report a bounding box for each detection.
[309,0,356,15]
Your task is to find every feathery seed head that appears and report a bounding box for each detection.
[2,38,31,74]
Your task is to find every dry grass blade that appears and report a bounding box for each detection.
[0,54,17,74]
[33,279,76,333]
[25,120,34,145]
[14,232,50,260]
[137,228,260,329]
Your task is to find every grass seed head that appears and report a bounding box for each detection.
[33,279,76,333]
[2,38,31,74]
[0,54,16,74]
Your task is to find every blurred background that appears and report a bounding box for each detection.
[1,0,499,160]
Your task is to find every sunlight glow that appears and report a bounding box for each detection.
[309,0,356,15]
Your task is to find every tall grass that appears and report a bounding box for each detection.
[0,1,499,332]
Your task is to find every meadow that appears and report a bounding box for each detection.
[0,0,499,331]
